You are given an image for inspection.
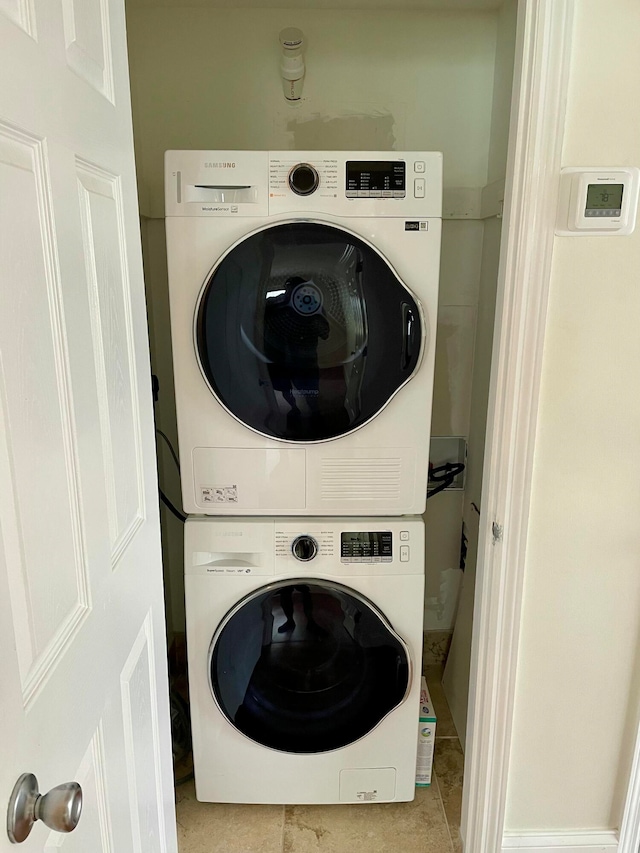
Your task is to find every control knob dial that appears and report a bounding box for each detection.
[291,535,318,561]
[289,163,319,196]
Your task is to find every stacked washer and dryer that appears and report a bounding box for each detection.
[165,150,442,805]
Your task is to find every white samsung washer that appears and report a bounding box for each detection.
[185,516,425,804]
[165,150,442,516]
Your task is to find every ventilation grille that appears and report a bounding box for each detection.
[321,458,402,501]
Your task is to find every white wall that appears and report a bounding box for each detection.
[486,0,517,185]
[424,216,484,632]
[140,218,186,635]
[505,0,640,832]
[442,212,502,742]
[126,4,501,634]
[442,0,516,742]
[126,7,498,216]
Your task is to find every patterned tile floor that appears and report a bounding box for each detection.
[175,663,464,853]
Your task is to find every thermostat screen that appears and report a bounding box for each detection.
[346,161,405,197]
[585,183,624,214]
[341,531,392,562]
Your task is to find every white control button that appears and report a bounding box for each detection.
[414,178,426,198]
[400,531,410,541]
[400,545,410,562]
[414,161,425,173]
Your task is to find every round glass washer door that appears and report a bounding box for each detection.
[209,579,411,754]
[195,221,423,443]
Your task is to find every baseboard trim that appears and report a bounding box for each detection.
[502,830,618,852]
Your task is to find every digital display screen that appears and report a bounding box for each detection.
[586,183,624,210]
[341,531,393,562]
[346,161,405,198]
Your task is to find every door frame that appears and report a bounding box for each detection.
[460,1,575,849]
[617,724,640,853]
[462,0,640,848]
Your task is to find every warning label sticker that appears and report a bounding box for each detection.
[201,486,238,504]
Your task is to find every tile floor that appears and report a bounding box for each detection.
[175,662,464,853]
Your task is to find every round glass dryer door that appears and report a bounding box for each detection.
[196,222,422,442]
[209,580,410,753]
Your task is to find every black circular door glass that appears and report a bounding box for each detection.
[196,222,422,442]
[210,580,410,753]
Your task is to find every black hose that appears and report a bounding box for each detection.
[160,488,187,523]
[427,462,465,500]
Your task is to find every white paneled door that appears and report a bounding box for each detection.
[0,2,177,851]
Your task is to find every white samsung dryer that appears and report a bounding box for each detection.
[165,150,442,516]
[185,516,425,804]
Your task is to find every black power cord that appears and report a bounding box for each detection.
[427,462,466,500]
[152,381,193,781]
[160,488,187,523]
[156,428,187,523]
[156,427,181,472]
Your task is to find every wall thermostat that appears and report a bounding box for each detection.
[556,167,640,236]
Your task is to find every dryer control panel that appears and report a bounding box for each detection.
[268,151,440,217]
[165,149,442,218]
[346,161,405,198]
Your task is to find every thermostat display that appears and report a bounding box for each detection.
[556,167,640,236]
[585,183,623,216]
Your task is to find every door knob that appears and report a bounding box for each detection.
[6,773,82,844]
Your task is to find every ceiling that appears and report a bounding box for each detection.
[126,0,503,11]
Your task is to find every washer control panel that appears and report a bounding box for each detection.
[270,519,422,575]
[185,518,423,577]
[340,531,393,563]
